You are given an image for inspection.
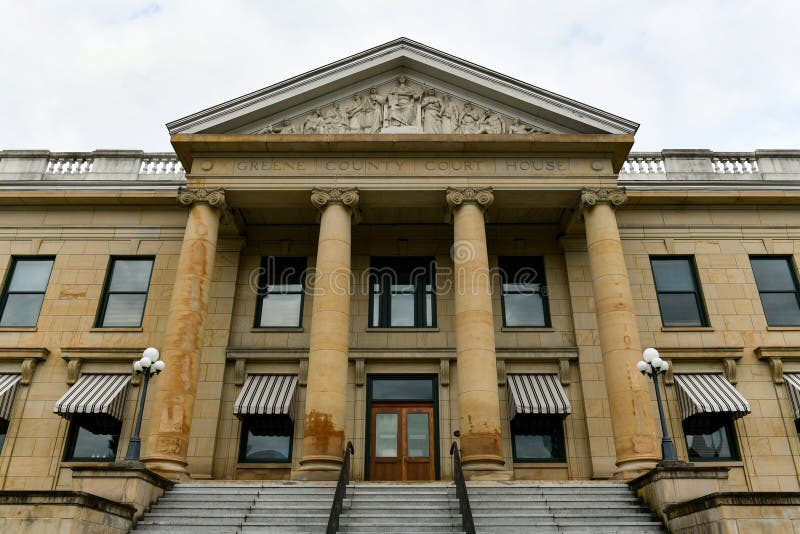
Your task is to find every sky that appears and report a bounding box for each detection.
[1,1,798,153]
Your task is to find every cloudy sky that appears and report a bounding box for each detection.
[1,1,797,152]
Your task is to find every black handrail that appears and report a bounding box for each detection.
[450,442,476,534]
[326,441,354,534]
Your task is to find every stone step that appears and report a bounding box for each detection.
[339,524,461,533]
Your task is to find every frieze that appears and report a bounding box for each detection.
[253,75,551,135]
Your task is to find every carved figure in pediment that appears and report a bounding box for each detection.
[259,120,296,134]
[386,76,421,127]
[365,87,384,133]
[323,103,347,133]
[509,117,545,134]
[440,94,460,134]
[421,88,443,134]
[458,102,482,134]
[345,95,366,132]
[302,109,325,134]
[478,109,503,134]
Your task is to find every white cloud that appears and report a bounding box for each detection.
[0,0,797,152]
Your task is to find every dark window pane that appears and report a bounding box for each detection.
[683,414,737,461]
[8,260,53,292]
[108,260,153,292]
[240,415,292,462]
[0,294,45,327]
[503,293,546,327]
[657,293,704,327]
[761,292,800,326]
[66,416,121,461]
[101,294,147,327]
[652,259,696,291]
[263,257,306,286]
[500,257,550,328]
[0,419,8,453]
[511,414,565,461]
[751,258,796,292]
[372,378,434,401]
[259,294,302,327]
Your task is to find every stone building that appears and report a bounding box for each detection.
[1,38,800,532]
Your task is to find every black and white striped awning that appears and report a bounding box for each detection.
[0,374,21,421]
[507,374,571,420]
[53,374,131,422]
[784,374,800,420]
[234,375,298,420]
[673,374,751,421]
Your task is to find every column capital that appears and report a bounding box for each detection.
[579,187,628,210]
[177,187,227,210]
[445,187,494,222]
[310,187,361,223]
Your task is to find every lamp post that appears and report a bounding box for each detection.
[637,347,678,462]
[124,347,165,461]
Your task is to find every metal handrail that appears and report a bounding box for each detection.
[450,442,476,534]
[326,441,354,534]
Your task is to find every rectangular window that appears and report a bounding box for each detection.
[511,414,566,462]
[751,256,800,326]
[369,257,436,328]
[499,256,550,327]
[651,256,708,327]
[0,257,54,327]
[683,414,739,462]
[63,414,121,462]
[255,257,306,328]
[0,419,8,453]
[238,415,293,463]
[96,257,154,328]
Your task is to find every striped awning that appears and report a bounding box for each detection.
[234,375,298,420]
[784,374,800,420]
[507,374,571,420]
[0,374,21,421]
[53,374,131,422]
[673,374,751,421]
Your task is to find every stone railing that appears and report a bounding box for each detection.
[622,149,800,182]
[0,150,185,182]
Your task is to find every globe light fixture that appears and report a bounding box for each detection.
[638,347,678,462]
[125,347,166,461]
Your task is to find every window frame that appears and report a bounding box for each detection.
[0,256,55,328]
[499,256,551,328]
[368,257,437,329]
[237,415,294,464]
[650,255,709,328]
[682,413,740,462]
[750,255,800,327]
[95,256,155,328]
[62,414,122,462]
[253,256,307,329]
[510,414,566,463]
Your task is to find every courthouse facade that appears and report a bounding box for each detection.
[1,38,800,504]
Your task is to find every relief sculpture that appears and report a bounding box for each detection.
[255,75,550,135]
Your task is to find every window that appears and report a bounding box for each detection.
[369,257,435,328]
[254,257,306,328]
[238,415,293,463]
[511,414,565,462]
[499,256,550,327]
[651,256,708,327]
[0,257,54,327]
[751,256,800,326]
[0,419,8,453]
[63,414,121,462]
[96,257,154,327]
[683,414,739,462]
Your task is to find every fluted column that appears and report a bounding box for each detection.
[144,188,227,480]
[294,187,359,480]
[446,187,508,479]
[581,188,659,479]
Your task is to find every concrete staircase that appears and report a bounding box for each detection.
[134,481,665,534]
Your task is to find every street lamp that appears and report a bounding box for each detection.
[637,347,678,462]
[124,347,165,461]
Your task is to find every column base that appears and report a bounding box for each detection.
[141,456,191,482]
[613,457,659,482]
[462,454,512,481]
[292,455,343,481]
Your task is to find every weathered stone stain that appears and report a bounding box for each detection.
[304,410,343,457]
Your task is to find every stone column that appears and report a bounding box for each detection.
[294,187,359,480]
[143,188,226,480]
[446,187,508,479]
[581,188,659,479]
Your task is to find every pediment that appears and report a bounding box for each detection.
[167,38,637,136]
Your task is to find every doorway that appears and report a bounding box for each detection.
[365,375,439,481]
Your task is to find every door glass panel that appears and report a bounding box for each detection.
[375,413,398,457]
[406,412,430,457]
[372,378,434,401]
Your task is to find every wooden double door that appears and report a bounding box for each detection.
[369,403,435,481]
